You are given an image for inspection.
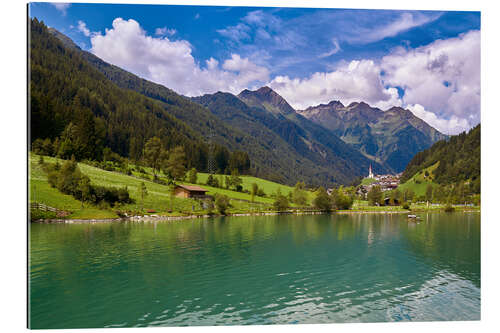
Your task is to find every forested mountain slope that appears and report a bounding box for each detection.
[193,92,385,185]
[401,124,480,190]
[31,18,210,171]
[237,87,390,175]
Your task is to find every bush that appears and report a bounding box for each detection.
[313,187,332,211]
[153,174,168,185]
[204,199,215,215]
[273,190,289,211]
[206,174,220,187]
[97,200,111,210]
[444,204,455,212]
[292,182,308,206]
[367,185,382,206]
[332,188,353,210]
[402,203,410,210]
[215,194,230,215]
[43,159,133,207]
[30,209,57,221]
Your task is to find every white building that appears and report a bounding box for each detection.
[368,164,374,179]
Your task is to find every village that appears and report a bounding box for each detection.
[355,165,402,200]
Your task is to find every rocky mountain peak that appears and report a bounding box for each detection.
[238,86,295,115]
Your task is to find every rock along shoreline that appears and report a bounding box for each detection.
[33,210,325,224]
[31,208,479,224]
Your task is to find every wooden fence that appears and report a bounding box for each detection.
[30,202,60,213]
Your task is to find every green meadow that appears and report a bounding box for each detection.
[398,162,439,197]
[196,172,295,197]
[29,154,305,219]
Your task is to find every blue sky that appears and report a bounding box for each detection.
[29,2,480,134]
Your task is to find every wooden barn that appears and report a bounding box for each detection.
[174,185,209,199]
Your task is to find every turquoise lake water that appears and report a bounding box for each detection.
[29,212,480,328]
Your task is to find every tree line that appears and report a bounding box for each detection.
[39,157,132,208]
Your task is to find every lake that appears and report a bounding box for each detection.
[29,212,480,328]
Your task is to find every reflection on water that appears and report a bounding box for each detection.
[29,212,480,328]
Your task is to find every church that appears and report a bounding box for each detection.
[368,164,374,179]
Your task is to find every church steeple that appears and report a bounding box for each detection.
[368,164,374,179]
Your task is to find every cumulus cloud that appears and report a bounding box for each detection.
[89,17,478,135]
[268,30,479,134]
[51,3,70,16]
[269,59,392,110]
[90,18,269,96]
[407,104,470,134]
[77,20,90,37]
[381,30,480,131]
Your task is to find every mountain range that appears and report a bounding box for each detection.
[33,19,447,186]
[298,101,448,172]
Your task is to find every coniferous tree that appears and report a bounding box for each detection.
[144,137,164,176]
[187,168,198,184]
[165,146,187,181]
[229,169,243,191]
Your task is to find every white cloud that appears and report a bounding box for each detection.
[90,18,269,96]
[222,54,270,83]
[407,104,470,134]
[89,17,479,135]
[77,20,90,37]
[319,39,341,58]
[358,12,441,44]
[269,59,392,110]
[217,23,251,42]
[268,30,479,135]
[51,3,70,16]
[381,30,480,131]
[155,27,176,36]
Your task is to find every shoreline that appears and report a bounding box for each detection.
[31,207,480,224]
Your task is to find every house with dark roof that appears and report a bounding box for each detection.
[174,185,209,199]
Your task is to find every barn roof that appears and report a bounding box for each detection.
[176,184,208,192]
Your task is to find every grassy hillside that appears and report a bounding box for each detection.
[29,154,310,219]
[398,162,439,197]
[401,124,480,188]
[196,172,294,196]
[361,178,377,186]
